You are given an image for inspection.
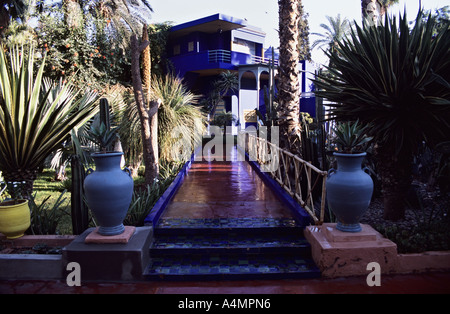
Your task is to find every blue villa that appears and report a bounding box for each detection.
[167,13,316,131]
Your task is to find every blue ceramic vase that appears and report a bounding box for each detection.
[84,152,133,236]
[326,152,374,233]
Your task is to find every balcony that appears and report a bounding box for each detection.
[171,50,278,77]
[208,50,278,66]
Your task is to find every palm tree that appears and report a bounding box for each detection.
[140,24,159,179]
[311,14,351,55]
[89,0,153,36]
[209,71,238,120]
[277,0,302,156]
[152,75,205,162]
[297,1,311,61]
[113,75,204,170]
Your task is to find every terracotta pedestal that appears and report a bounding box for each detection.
[85,226,136,244]
[305,223,398,278]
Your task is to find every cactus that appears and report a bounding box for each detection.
[90,98,117,153]
[70,154,89,235]
[99,98,111,131]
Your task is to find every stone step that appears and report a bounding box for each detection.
[154,218,304,236]
[144,253,321,281]
[150,233,312,256]
[145,217,321,281]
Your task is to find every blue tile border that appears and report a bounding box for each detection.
[144,145,313,229]
[143,147,201,228]
[144,254,321,281]
[154,218,303,236]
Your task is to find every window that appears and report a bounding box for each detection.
[188,41,194,52]
[173,45,180,55]
[232,38,255,55]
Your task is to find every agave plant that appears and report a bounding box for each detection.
[0,45,99,196]
[332,120,373,154]
[84,122,118,153]
[314,11,450,220]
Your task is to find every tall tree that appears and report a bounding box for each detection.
[311,14,351,55]
[93,0,152,32]
[277,0,302,156]
[63,0,83,28]
[297,1,311,61]
[141,24,159,178]
[130,31,160,186]
[209,71,239,120]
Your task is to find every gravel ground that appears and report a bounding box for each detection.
[359,181,450,253]
[361,181,448,228]
[361,198,420,231]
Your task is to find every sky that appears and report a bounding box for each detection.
[149,0,449,66]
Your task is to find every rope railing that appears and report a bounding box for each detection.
[242,132,327,225]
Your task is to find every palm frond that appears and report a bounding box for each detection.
[152,74,205,162]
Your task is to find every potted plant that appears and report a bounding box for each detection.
[0,181,31,239]
[313,11,450,221]
[326,121,374,232]
[0,44,98,237]
[83,122,134,236]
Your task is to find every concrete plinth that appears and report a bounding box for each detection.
[62,226,152,282]
[305,223,398,278]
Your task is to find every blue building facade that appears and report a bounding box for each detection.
[167,13,313,132]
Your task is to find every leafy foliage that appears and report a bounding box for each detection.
[0,45,99,193]
[85,122,118,153]
[311,14,351,55]
[34,5,128,90]
[297,1,311,61]
[332,120,373,154]
[314,10,450,155]
[147,22,174,77]
[421,5,450,36]
[28,190,68,235]
[152,75,205,162]
[211,111,237,129]
[124,161,184,226]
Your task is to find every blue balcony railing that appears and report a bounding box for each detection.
[171,50,279,77]
[208,50,231,63]
[208,50,278,66]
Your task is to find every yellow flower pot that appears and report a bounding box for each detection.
[0,199,31,239]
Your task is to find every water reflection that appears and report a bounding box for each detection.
[162,145,293,219]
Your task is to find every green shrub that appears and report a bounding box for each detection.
[28,191,69,235]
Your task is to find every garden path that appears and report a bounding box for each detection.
[161,145,294,219]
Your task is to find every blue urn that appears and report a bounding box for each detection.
[326,152,374,233]
[84,152,133,236]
